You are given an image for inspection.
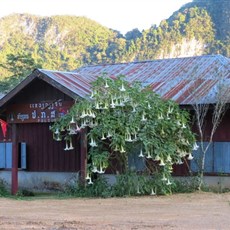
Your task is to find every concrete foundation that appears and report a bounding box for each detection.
[0,171,79,192]
[0,171,230,192]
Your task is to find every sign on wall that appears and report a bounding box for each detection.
[6,100,73,123]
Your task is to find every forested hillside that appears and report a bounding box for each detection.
[0,0,229,92]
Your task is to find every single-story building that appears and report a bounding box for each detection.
[0,54,229,193]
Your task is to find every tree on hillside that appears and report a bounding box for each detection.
[51,75,196,195]
[125,29,142,41]
[0,52,42,93]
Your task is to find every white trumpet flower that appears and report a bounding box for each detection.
[119,101,125,107]
[159,159,165,166]
[133,132,137,141]
[89,138,97,147]
[85,173,91,180]
[115,98,119,106]
[80,110,86,118]
[104,103,109,109]
[150,188,156,196]
[56,135,61,141]
[110,98,116,108]
[146,151,152,159]
[182,123,186,129]
[114,145,119,151]
[101,133,106,140]
[177,158,183,165]
[168,107,173,114]
[110,103,116,108]
[104,80,109,88]
[68,138,74,150]
[98,165,105,174]
[193,142,199,151]
[158,113,163,120]
[166,179,172,186]
[187,153,194,160]
[141,113,147,122]
[120,146,126,153]
[90,91,95,99]
[107,131,112,138]
[54,128,60,134]
[166,113,170,120]
[95,102,100,109]
[132,107,136,113]
[76,125,81,132]
[161,174,167,181]
[119,83,126,92]
[138,149,144,158]
[70,116,75,124]
[125,133,132,142]
[92,166,98,173]
[88,178,93,184]
[69,127,77,135]
[155,155,161,161]
[137,186,141,194]
[166,155,172,162]
[64,141,70,151]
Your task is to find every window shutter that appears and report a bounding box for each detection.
[21,142,27,169]
[5,142,12,168]
[191,142,214,173]
[214,142,230,173]
[0,143,6,168]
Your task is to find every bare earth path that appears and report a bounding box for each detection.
[0,192,230,230]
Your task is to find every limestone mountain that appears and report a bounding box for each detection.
[0,0,229,87]
[131,0,230,60]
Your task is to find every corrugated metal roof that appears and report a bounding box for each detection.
[0,55,229,108]
[38,69,93,99]
[73,54,230,104]
[0,93,5,99]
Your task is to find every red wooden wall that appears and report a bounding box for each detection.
[17,123,81,172]
[0,78,81,172]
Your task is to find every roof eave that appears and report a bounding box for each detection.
[0,70,37,108]
[0,69,82,109]
[36,69,81,100]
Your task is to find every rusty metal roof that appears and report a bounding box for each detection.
[0,55,229,108]
[73,54,230,105]
[0,93,5,99]
[37,69,93,99]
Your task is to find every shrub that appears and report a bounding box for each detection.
[0,179,9,197]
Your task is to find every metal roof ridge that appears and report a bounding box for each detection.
[38,68,83,75]
[215,54,230,66]
[73,54,228,72]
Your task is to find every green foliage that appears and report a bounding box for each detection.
[0,179,9,197]
[171,177,200,193]
[16,189,35,197]
[64,171,190,198]
[64,176,112,198]
[112,170,173,196]
[0,1,229,92]
[0,51,42,93]
[52,75,196,195]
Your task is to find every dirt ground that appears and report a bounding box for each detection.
[0,192,230,230]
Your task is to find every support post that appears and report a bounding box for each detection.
[11,123,18,195]
[80,128,87,183]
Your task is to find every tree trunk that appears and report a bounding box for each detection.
[198,152,205,190]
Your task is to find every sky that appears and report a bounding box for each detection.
[0,0,192,35]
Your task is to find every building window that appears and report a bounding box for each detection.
[191,142,230,174]
[0,142,26,169]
